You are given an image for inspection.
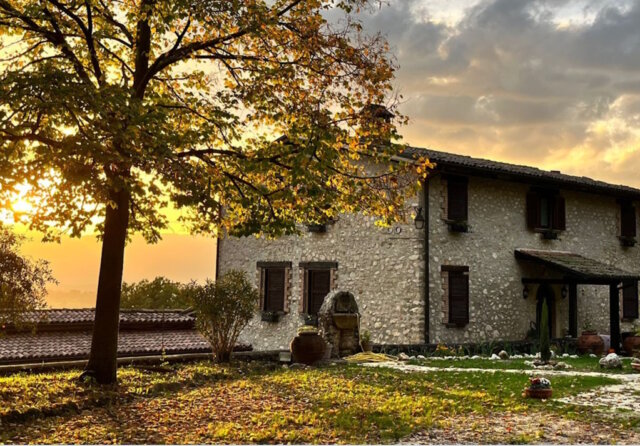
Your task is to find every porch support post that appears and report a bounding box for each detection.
[569,282,578,338]
[610,282,621,353]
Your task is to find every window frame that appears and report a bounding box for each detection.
[445,175,469,229]
[442,265,470,327]
[300,261,337,317]
[257,261,291,315]
[526,189,566,235]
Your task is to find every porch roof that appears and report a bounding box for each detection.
[514,249,640,282]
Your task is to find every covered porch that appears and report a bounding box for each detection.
[515,249,640,353]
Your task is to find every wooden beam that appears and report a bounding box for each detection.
[610,283,621,353]
[521,277,629,286]
[522,278,568,285]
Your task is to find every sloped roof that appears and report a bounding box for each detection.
[515,249,640,281]
[8,309,196,332]
[400,147,640,199]
[0,330,212,365]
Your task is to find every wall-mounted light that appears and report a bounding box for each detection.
[414,206,425,230]
[561,285,568,299]
[522,285,529,300]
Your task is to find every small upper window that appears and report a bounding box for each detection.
[445,176,468,232]
[620,202,637,246]
[526,190,565,236]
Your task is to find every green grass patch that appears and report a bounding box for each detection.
[0,361,628,444]
[410,356,638,374]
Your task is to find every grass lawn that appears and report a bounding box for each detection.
[0,361,636,444]
[409,356,638,374]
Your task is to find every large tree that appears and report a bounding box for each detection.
[0,0,426,383]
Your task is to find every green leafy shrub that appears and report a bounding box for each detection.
[191,270,258,363]
[540,300,551,363]
[120,277,191,309]
[0,224,55,329]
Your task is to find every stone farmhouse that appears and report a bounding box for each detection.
[217,147,640,353]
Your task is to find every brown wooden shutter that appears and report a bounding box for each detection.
[623,281,639,320]
[526,192,539,229]
[552,196,566,231]
[308,270,331,315]
[621,204,637,238]
[300,269,310,313]
[448,271,469,326]
[264,268,285,312]
[259,268,266,310]
[447,177,468,221]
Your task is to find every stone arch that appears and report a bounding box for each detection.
[318,290,360,358]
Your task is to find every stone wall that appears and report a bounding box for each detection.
[218,171,640,350]
[217,210,424,351]
[428,174,640,344]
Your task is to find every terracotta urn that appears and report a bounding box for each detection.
[361,340,373,353]
[290,332,326,365]
[525,388,552,399]
[623,336,640,356]
[577,330,604,356]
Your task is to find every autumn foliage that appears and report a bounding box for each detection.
[0,0,428,382]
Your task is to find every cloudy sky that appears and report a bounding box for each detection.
[363,0,640,187]
[15,0,640,307]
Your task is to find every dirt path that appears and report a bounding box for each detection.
[401,412,640,444]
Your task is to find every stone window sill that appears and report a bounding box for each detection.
[445,322,467,329]
[443,219,469,233]
[619,236,637,247]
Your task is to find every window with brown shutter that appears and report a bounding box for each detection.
[552,196,566,231]
[447,176,468,222]
[264,268,286,312]
[622,281,639,320]
[307,270,331,315]
[300,261,336,317]
[621,203,637,238]
[526,190,565,234]
[443,265,469,327]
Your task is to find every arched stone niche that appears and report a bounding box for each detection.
[318,290,360,358]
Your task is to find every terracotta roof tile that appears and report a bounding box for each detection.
[515,249,640,281]
[8,309,196,332]
[401,147,640,199]
[0,330,212,364]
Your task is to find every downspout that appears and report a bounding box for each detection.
[423,179,430,344]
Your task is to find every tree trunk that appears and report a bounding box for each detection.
[85,187,130,384]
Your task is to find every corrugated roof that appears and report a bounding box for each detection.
[400,147,640,199]
[515,249,640,281]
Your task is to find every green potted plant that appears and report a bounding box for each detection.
[360,330,372,352]
[623,324,640,356]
